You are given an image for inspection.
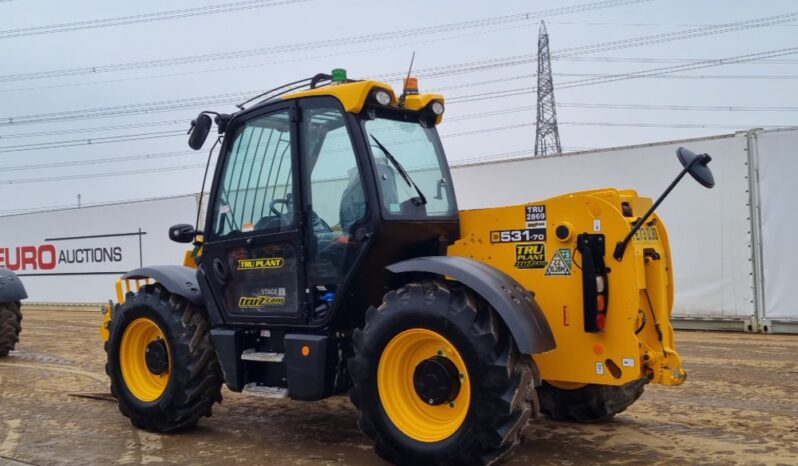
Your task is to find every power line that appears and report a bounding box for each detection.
[0,0,649,82]
[0,150,195,172]
[0,163,206,184]
[0,0,312,40]
[2,44,792,145]
[553,55,798,64]
[0,119,185,140]
[4,13,796,127]
[0,130,184,153]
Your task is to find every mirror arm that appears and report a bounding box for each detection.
[613,156,702,261]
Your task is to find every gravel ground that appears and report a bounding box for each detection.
[0,308,796,466]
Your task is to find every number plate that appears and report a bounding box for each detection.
[490,228,546,243]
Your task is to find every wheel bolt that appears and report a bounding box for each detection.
[459,373,465,380]
[449,402,456,408]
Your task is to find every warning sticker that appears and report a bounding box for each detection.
[525,205,546,229]
[515,243,547,269]
[622,358,635,367]
[595,362,605,375]
[544,248,572,276]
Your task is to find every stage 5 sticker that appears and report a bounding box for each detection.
[515,243,547,269]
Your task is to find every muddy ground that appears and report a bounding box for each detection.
[0,308,796,466]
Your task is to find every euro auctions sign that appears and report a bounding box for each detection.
[0,231,141,276]
[0,195,198,303]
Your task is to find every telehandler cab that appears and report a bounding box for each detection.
[101,69,714,465]
[0,267,26,356]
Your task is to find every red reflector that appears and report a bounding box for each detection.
[596,312,606,330]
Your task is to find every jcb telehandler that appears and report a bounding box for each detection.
[0,267,26,356]
[101,69,714,465]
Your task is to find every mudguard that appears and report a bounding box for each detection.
[0,268,27,303]
[387,256,556,355]
[123,265,203,306]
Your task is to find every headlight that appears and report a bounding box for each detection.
[430,101,445,115]
[374,89,391,106]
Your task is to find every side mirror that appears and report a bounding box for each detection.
[188,114,212,150]
[169,224,196,243]
[677,147,715,189]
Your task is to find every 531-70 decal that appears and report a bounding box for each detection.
[490,228,546,243]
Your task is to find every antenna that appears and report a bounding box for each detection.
[398,51,416,107]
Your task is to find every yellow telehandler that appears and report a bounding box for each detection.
[100,69,713,464]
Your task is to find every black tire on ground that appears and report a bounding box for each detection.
[105,284,223,432]
[0,301,22,357]
[349,280,539,466]
[537,377,648,423]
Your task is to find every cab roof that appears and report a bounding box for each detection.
[281,79,445,120]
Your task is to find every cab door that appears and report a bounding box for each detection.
[201,103,307,325]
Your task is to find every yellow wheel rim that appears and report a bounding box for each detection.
[377,328,471,443]
[120,317,171,402]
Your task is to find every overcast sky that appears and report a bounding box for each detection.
[1,0,796,214]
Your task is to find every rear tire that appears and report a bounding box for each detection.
[105,284,223,432]
[349,280,538,466]
[537,378,648,423]
[0,301,22,357]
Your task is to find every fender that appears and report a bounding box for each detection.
[0,268,27,303]
[123,265,203,306]
[387,256,556,355]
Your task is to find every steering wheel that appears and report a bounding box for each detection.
[270,198,291,216]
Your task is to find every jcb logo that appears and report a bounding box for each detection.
[237,257,284,270]
[239,295,287,308]
[515,243,547,269]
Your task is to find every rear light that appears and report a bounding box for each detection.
[576,233,610,333]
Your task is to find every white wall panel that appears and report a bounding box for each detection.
[755,128,798,321]
[450,133,756,319]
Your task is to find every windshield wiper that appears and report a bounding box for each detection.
[370,135,427,206]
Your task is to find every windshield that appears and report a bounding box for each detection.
[363,115,456,219]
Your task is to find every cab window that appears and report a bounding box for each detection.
[211,110,294,237]
[302,104,366,284]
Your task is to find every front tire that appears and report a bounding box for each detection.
[349,280,538,465]
[537,378,648,423]
[105,284,223,432]
[0,301,22,357]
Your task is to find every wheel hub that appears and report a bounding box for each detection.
[145,339,169,375]
[413,355,461,405]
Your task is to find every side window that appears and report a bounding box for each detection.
[212,110,293,237]
[303,106,366,282]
